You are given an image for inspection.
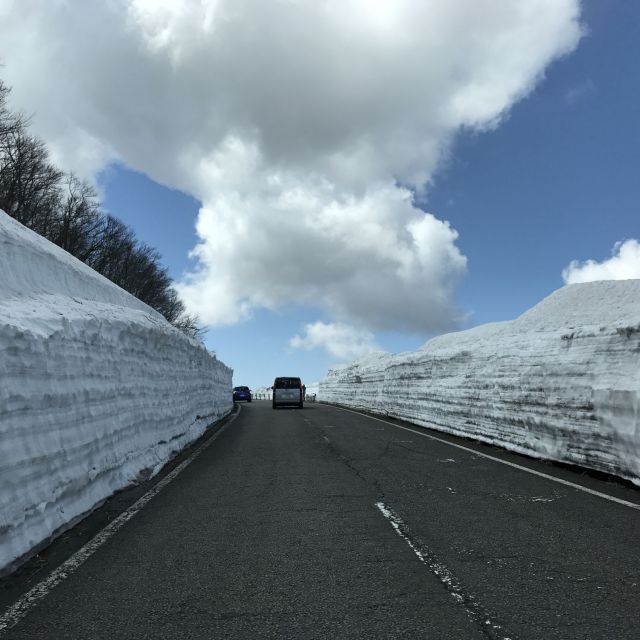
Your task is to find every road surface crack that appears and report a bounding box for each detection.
[320,433,387,504]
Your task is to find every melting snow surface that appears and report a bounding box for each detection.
[320,279,640,486]
[0,211,233,572]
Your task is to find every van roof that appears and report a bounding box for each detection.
[273,376,301,385]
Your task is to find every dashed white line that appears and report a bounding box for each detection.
[332,405,640,511]
[0,408,240,636]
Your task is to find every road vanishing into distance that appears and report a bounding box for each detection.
[2,401,640,639]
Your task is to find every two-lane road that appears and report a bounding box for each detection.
[3,401,640,639]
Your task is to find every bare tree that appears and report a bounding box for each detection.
[87,214,135,282]
[53,174,104,262]
[0,79,24,138]
[172,312,205,340]
[0,131,63,233]
[156,287,205,340]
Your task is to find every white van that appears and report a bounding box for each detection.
[272,377,303,409]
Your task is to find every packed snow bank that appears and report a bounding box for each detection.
[0,211,233,573]
[319,280,640,485]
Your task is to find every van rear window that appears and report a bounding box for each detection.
[274,377,301,389]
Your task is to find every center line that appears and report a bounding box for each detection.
[376,502,511,640]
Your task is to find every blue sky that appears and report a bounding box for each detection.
[425,0,639,326]
[95,0,638,389]
[2,1,636,390]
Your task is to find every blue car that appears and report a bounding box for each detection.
[233,386,252,402]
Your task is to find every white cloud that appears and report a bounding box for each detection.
[177,179,467,331]
[563,240,640,284]
[290,322,381,360]
[0,0,583,332]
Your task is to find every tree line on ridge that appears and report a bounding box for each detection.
[0,78,202,338]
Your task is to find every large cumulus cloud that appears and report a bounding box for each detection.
[0,0,583,333]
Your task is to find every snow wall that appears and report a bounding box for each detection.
[319,280,640,486]
[0,211,233,573]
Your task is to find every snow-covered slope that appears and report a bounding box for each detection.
[319,280,640,485]
[0,211,233,573]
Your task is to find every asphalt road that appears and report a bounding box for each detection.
[2,401,640,639]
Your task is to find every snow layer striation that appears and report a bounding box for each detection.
[319,280,640,485]
[0,211,233,573]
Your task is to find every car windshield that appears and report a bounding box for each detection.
[274,378,301,389]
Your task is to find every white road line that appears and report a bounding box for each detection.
[0,408,240,636]
[332,405,640,511]
[375,502,511,640]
